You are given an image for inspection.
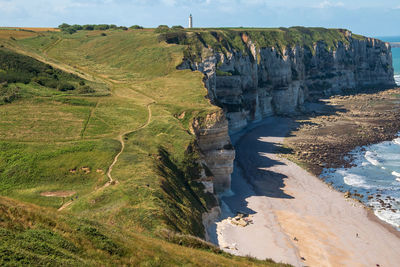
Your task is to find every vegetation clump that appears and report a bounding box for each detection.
[155,25,171,33]
[0,82,20,104]
[130,25,144,29]
[58,23,128,34]
[0,48,93,93]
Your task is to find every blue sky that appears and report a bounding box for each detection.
[1,0,400,37]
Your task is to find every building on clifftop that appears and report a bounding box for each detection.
[188,14,193,28]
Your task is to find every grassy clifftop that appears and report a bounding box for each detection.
[159,27,366,62]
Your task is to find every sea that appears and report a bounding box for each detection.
[321,36,400,230]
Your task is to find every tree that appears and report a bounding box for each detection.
[155,25,170,33]
[58,23,71,29]
[171,25,184,30]
[130,25,144,30]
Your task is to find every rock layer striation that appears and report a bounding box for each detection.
[182,31,395,134]
[184,30,395,192]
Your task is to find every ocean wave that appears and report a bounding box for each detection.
[364,151,382,166]
[392,171,400,178]
[395,74,400,86]
[374,209,400,229]
[394,138,400,146]
[322,134,400,230]
[341,172,370,188]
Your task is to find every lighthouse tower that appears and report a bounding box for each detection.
[189,14,193,28]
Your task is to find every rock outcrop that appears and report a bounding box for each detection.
[181,31,395,134]
[191,111,235,192]
[184,29,395,193]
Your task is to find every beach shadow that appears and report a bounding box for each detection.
[220,100,344,213]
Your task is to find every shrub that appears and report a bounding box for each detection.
[94,24,110,31]
[216,69,232,76]
[79,80,85,86]
[64,28,77,34]
[101,33,107,36]
[58,82,75,91]
[0,85,20,105]
[130,25,144,30]
[83,24,94,30]
[71,24,83,31]
[78,85,95,94]
[155,25,170,33]
[58,23,71,30]
[171,25,184,30]
[32,76,58,88]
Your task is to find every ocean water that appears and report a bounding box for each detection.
[321,137,400,230]
[320,37,400,230]
[379,36,400,85]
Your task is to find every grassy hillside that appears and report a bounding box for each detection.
[0,196,290,266]
[0,27,301,265]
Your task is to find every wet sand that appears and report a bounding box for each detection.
[207,117,400,267]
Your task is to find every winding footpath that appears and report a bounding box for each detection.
[58,102,154,211]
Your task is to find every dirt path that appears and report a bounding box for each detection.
[58,102,154,211]
[6,39,156,212]
[105,102,154,185]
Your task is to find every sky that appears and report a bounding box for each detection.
[1,0,400,37]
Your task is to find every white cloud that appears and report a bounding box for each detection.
[317,1,344,8]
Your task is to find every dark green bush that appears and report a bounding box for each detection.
[130,25,144,29]
[78,85,95,94]
[171,25,184,30]
[94,24,110,31]
[58,82,75,91]
[155,25,170,33]
[0,71,31,84]
[0,85,20,105]
[83,24,94,30]
[32,76,58,88]
[0,48,91,93]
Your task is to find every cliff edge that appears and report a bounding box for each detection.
[169,27,395,191]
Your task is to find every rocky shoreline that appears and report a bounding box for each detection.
[285,87,400,176]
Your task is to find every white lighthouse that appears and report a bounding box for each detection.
[189,14,193,28]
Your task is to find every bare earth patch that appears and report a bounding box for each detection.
[40,191,76,197]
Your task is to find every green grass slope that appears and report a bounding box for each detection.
[0,196,290,266]
[0,26,353,265]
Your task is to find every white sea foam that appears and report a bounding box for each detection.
[364,151,381,166]
[322,133,400,231]
[343,173,368,188]
[374,209,400,229]
[395,74,400,86]
[394,138,400,146]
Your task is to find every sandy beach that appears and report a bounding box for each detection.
[207,117,400,267]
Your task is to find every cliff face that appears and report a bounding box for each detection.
[180,31,395,134]
[178,28,395,193]
[191,111,235,192]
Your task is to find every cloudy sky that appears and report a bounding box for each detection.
[1,0,400,37]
